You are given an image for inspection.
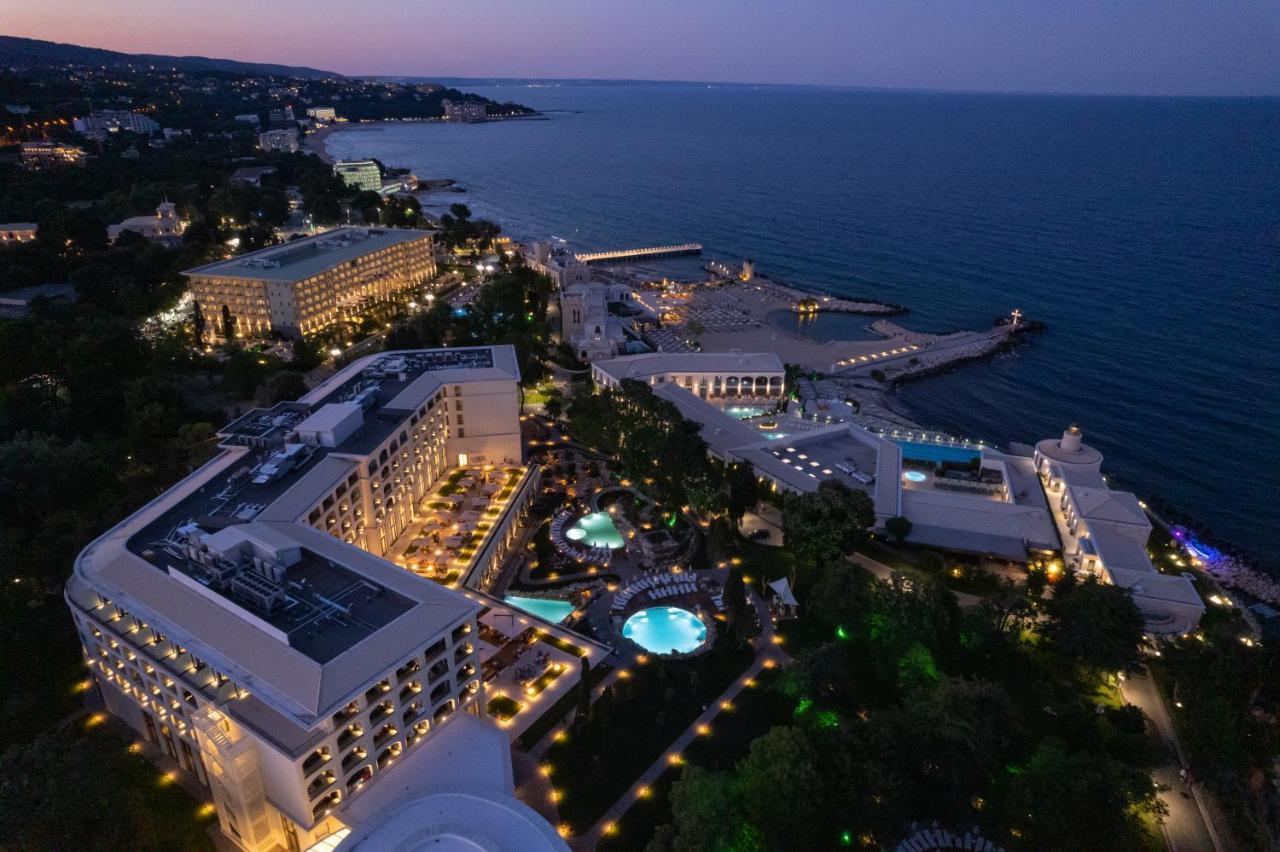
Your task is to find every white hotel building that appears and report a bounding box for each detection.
[591,351,786,399]
[594,352,1203,635]
[1034,426,1204,634]
[66,347,566,852]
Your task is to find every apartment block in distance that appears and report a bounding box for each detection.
[183,227,436,342]
[66,346,567,852]
[258,128,299,153]
[73,109,161,140]
[20,140,87,169]
[442,99,487,123]
[333,160,382,192]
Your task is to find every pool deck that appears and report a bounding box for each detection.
[456,589,612,744]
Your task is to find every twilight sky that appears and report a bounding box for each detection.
[4,0,1280,96]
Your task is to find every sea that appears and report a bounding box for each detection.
[324,84,1280,570]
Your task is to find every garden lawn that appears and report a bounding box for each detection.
[543,638,755,833]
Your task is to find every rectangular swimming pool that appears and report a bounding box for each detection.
[503,595,574,624]
[894,440,982,464]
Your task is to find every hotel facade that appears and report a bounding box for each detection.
[64,347,566,851]
[183,228,436,342]
[591,351,787,399]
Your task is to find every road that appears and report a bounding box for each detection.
[1120,669,1221,852]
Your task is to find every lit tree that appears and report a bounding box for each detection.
[782,480,875,568]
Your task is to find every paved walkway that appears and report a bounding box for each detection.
[1121,669,1222,852]
[574,593,790,850]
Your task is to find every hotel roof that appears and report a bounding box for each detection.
[650,383,903,516]
[1069,485,1149,527]
[68,347,517,741]
[182,227,432,284]
[594,351,784,381]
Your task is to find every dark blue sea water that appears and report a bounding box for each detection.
[325,85,1280,568]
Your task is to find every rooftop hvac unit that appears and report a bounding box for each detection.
[204,559,242,590]
[230,570,286,614]
[259,558,287,584]
[351,386,379,410]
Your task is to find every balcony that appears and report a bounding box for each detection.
[433,700,456,725]
[369,700,394,723]
[427,659,449,684]
[331,700,360,726]
[311,791,341,821]
[372,724,397,747]
[395,659,420,683]
[337,723,364,749]
[341,746,367,772]
[363,679,391,704]
[345,765,373,793]
[302,747,331,775]
[376,743,403,770]
[306,771,336,798]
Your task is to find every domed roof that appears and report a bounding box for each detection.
[336,789,567,852]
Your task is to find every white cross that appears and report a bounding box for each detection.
[1011,308,1023,326]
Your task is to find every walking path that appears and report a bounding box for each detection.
[574,593,790,850]
[1120,669,1222,852]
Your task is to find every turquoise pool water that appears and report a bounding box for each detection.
[565,512,625,549]
[725,405,767,420]
[504,595,575,623]
[622,607,707,654]
[762,432,790,441]
[894,440,981,464]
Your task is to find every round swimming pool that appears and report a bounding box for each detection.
[622,607,708,655]
[903,470,928,483]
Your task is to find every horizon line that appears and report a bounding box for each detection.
[359,73,1280,100]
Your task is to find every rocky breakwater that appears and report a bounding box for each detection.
[872,316,1045,385]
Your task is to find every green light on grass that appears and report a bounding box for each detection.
[840,830,854,846]
[835,625,849,640]
[816,710,840,729]
[794,696,813,716]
